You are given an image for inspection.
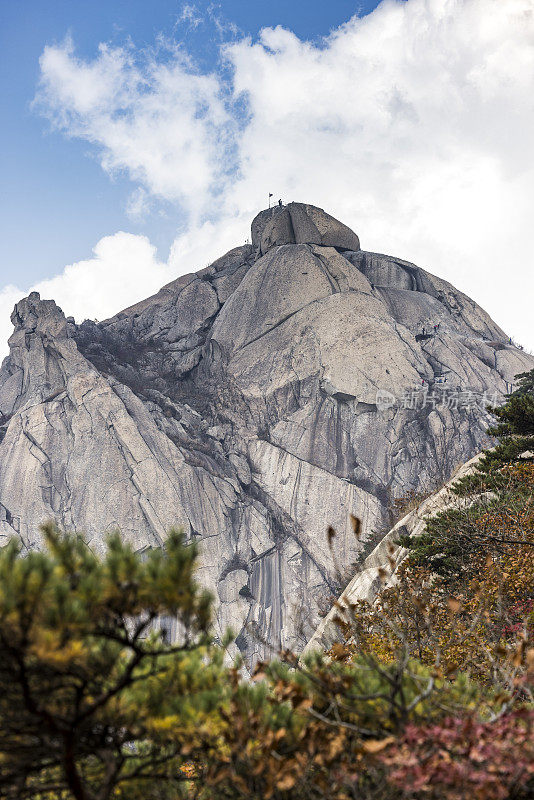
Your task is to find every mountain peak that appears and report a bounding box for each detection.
[1,207,533,664]
[10,292,67,339]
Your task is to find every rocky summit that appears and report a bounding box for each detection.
[0,202,532,663]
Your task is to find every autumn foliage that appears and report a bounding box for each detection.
[382,710,534,800]
[0,370,533,799]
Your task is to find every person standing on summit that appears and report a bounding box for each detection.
[278,198,283,207]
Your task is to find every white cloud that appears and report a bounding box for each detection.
[34,36,235,217]
[0,221,250,361]
[223,0,534,348]
[125,187,153,219]
[33,233,171,321]
[178,4,203,30]
[2,0,533,360]
[0,233,169,362]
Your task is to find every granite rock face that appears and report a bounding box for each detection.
[302,453,484,657]
[253,203,361,256]
[0,203,532,663]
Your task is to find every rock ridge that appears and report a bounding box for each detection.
[0,202,532,664]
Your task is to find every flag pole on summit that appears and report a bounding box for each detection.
[268,192,273,208]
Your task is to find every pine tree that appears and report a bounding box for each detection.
[0,524,222,800]
[402,369,534,581]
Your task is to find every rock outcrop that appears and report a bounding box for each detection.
[253,203,361,256]
[301,452,485,657]
[0,203,532,664]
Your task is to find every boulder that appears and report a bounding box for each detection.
[253,202,361,255]
[259,208,296,253]
[291,203,360,251]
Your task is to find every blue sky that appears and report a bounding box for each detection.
[1,0,533,355]
[1,0,382,286]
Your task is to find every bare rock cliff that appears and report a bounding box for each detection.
[301,452,485,658]
[0,203,532,662]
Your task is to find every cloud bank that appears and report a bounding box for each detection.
[2,0,533,360]
[0,220,245,361]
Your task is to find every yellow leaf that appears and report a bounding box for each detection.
[277,774,296,790]
[327,525,336,546]
[447,597,462,614]
[378,567,388,583]
[362,736,395,754]
[350,514,362,539]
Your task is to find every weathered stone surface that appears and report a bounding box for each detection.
[221,290,431,404]
[287,203,321,245]
[255,202,361,255]
[292,203,360,251]
[251,207,283,251]
[0,204,532,665]
[260,208,296,254]
[302,453,485,657]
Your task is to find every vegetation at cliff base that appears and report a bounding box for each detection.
[0,371,533,799]
[0,527,223,800]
